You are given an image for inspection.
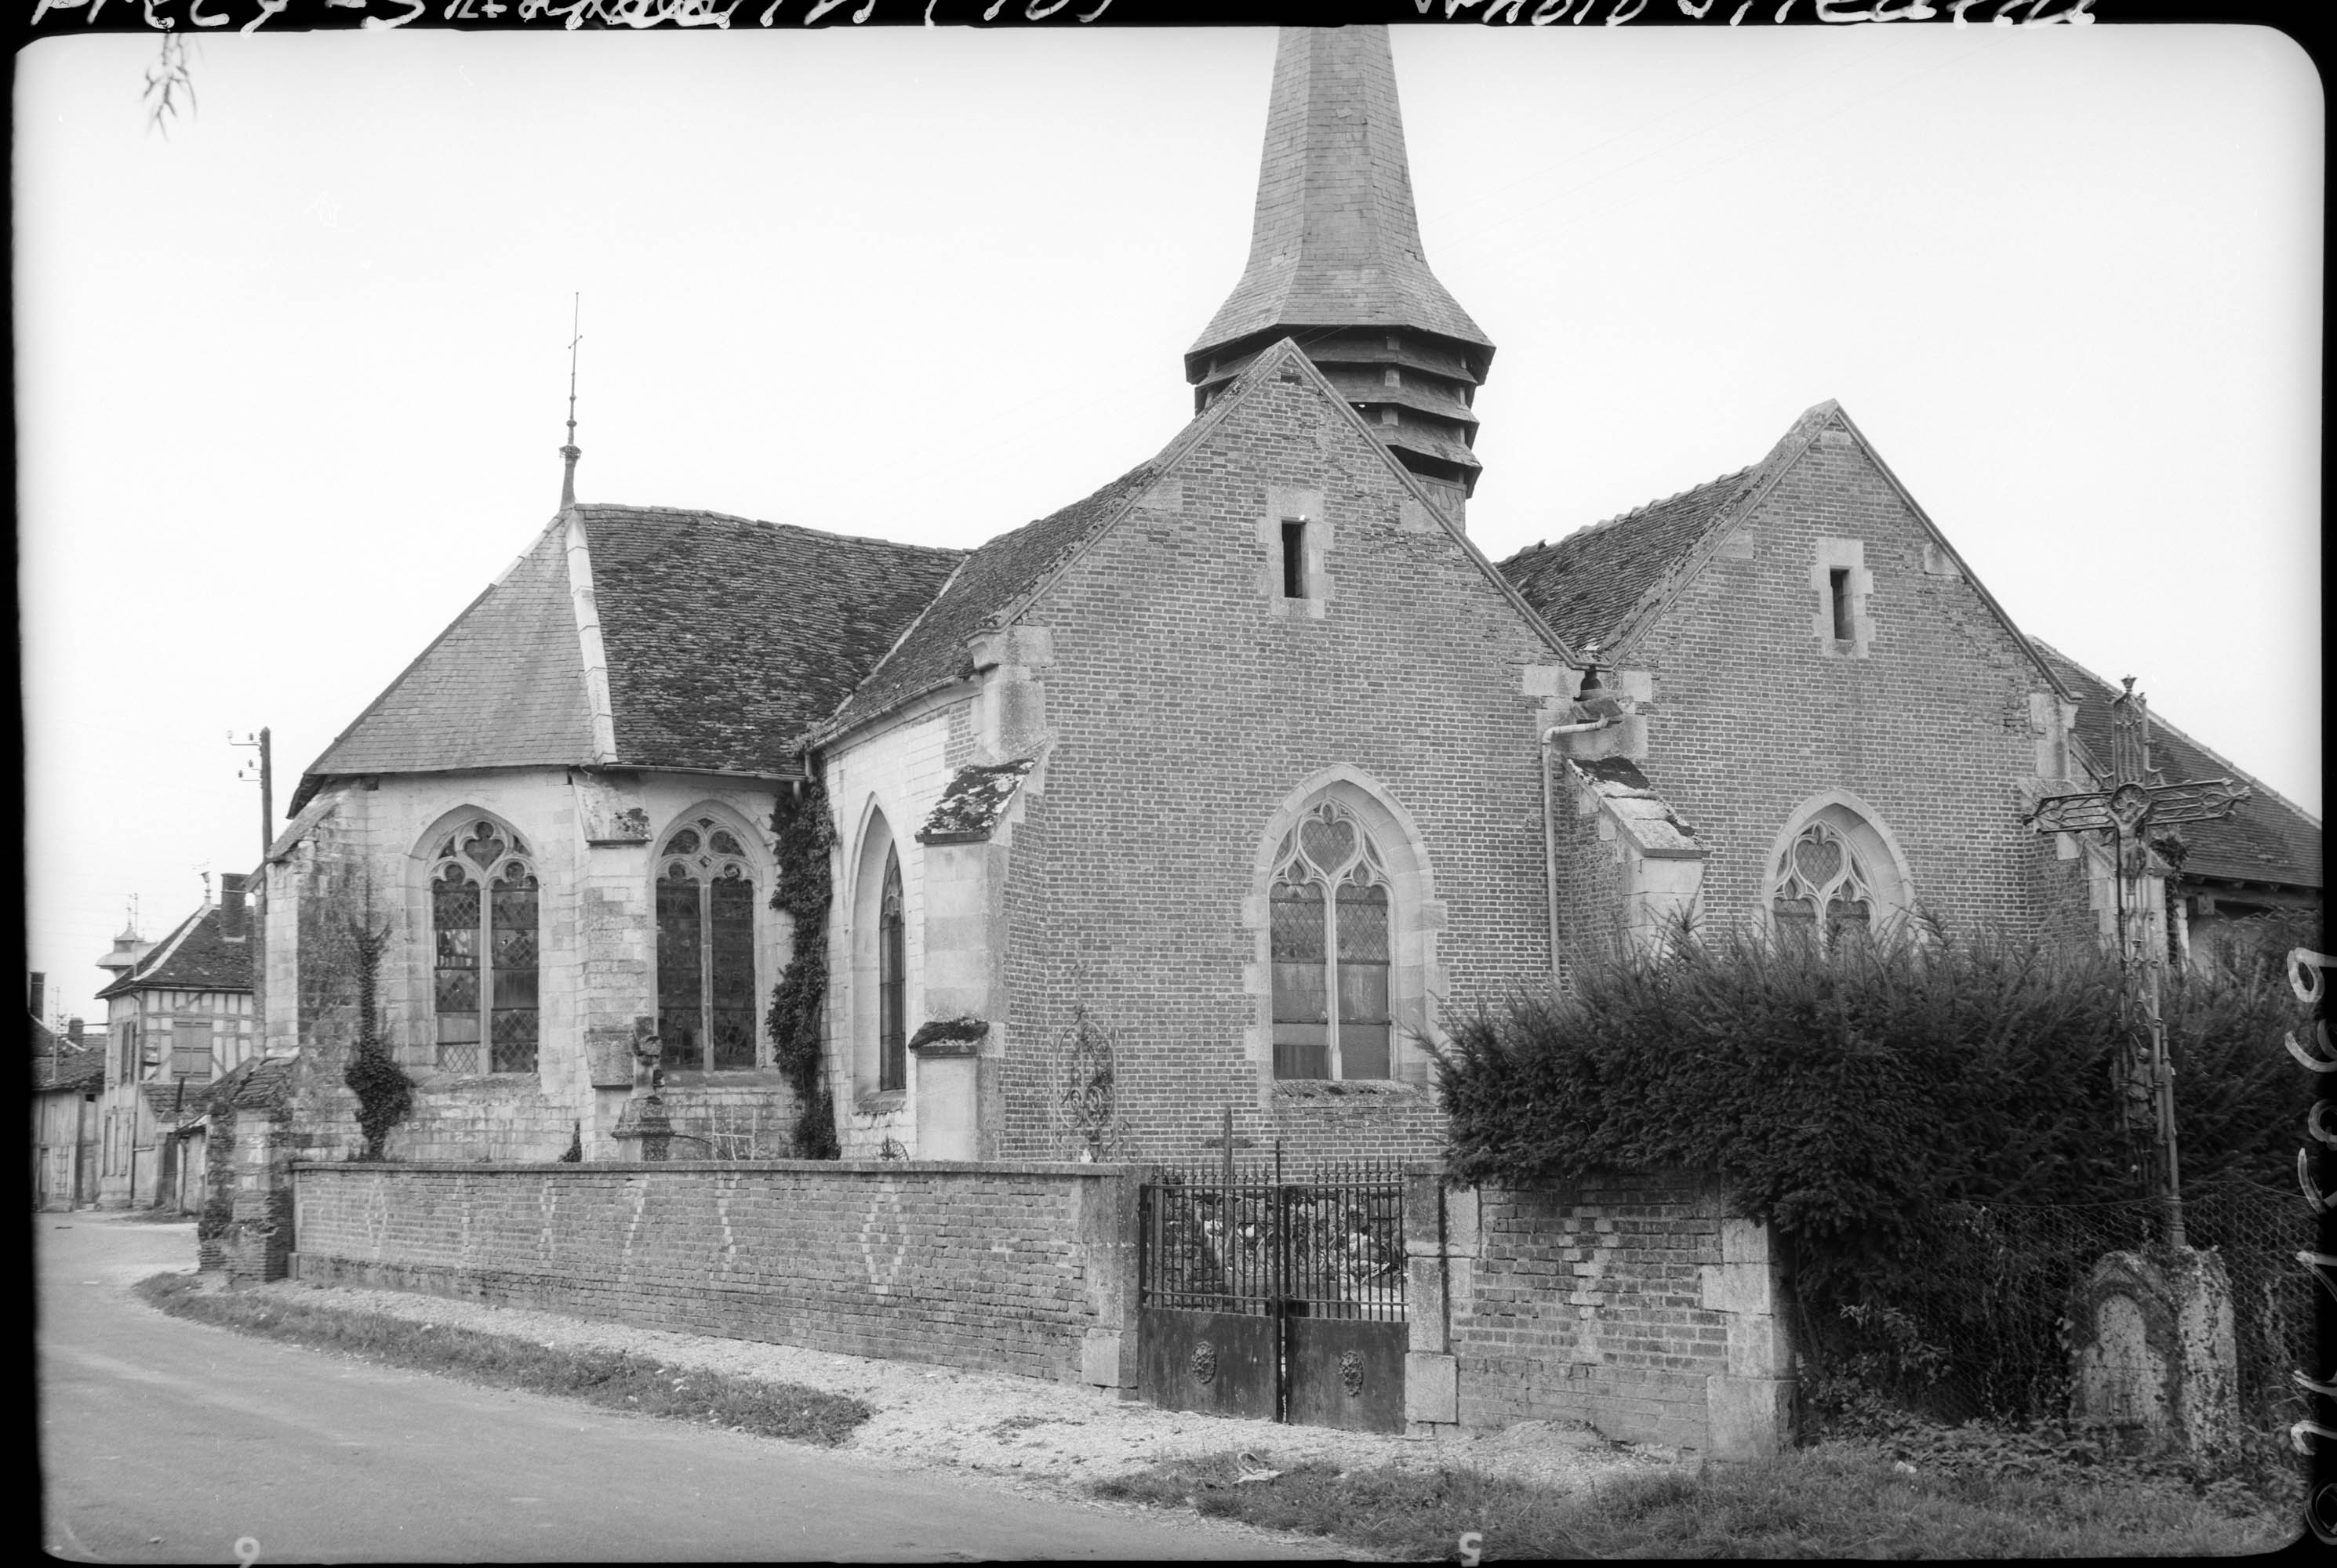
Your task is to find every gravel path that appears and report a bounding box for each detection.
[235,1273,1684,1500]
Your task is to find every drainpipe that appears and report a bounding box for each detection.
[1540,715,1620,985]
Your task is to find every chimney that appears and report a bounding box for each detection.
[67,1017,85,1046]
[28,971,45,1021]
[220,872,248,941]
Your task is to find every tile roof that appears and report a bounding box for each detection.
[1499,466,1758,653]
[917,760,1036,845]
[31,1039,106,1093]
[820,461,1165,739]
[95,902,254,1000]
[585,506,961,775]
[295,505,962,807]
[2031,640,2321,891]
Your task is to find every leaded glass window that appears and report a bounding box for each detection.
[656,816,760,1073]
[1270,800,1393,1080]
[1771,818,1874,950]
[878,850,906,1093]
[431,820,539,1073]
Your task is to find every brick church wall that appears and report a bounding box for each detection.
[289,1160,1141,1388]
[993,374,1568,1165]
[1627,429,2076,938]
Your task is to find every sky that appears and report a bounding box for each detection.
[16,19,2322,1029]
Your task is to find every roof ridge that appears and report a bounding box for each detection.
[1535,462,1761,553]
[570,501,968,561]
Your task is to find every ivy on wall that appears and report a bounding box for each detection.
[768,778,840,1159]
[341,918,413,1161]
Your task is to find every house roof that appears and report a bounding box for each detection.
[2030,640,2321,892]
[293,505,962,810]
[94,902,254,1000]
[1496,401,2070,702]
[31,1036,105,1093]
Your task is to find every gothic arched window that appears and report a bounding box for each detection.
[1771,817,1877,949]
[430,819,539,1073]
[656,816,759,1073]
[878,849,906,1093]
[1270,800,1392,1080]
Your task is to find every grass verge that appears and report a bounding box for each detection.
[1089,1443,2303,1559]
[135,1272,871,1446]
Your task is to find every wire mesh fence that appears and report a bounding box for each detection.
[1793,1176,2315,1441]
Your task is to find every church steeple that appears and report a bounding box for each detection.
[1188,25,1495,521]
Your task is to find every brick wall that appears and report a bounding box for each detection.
[1409,1171,1793,1459]
[1625,427,2077,938]
[289,1160,1141,1387]
[991,370,1568,1165]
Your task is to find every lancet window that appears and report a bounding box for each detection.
[656,817,760,1073]
[1270,800,1393,1080]
[1770,818,1876,949]
[431,820,540,1073]
[878,850,907,1093]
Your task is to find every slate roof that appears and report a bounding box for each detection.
[1499,466,1758,653]
[1190,26,1492,361]
[95,902,254,1000]
[294,505,963,808]
[2031,640,2321,891]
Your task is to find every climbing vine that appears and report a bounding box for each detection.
[341,916,413,1161]
[768,778,840,1159]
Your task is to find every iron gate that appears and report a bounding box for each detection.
[1137,1160,1407,1432]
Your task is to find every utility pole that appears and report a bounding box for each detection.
[231,728,273,858]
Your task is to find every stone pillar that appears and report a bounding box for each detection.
[1700,1216,1796,1461]
[1403,1171,1465,1436]
[1075,1166,1144,1394]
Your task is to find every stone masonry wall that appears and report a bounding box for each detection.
[289,1160,1142,1388]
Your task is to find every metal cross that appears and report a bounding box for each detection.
[2023,677,2249,1247]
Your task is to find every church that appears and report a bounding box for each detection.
[253,26,2319,1172]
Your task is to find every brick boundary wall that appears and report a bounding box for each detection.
[1405,1171,1794,1460]
[289,1160,1142,1388]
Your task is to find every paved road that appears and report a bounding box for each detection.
[38,1217,1334,1563]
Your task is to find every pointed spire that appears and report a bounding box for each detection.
[559,293,583,510]
[1190,26,1495,518]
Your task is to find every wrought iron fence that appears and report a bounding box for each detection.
[1142,1159,1407,1323]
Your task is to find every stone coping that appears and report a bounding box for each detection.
[292,1157,1154,1178]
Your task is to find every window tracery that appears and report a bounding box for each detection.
[1770,818,1875,949]
[656,815,759,1073]
[430,819,539,1073]
[1270,800,1392,1080]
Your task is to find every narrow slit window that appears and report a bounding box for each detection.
[1828,568,1852,641]
[1280,520,1307,600]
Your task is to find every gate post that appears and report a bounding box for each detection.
[1404,1166,1462,1436]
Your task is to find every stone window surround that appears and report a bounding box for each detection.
[401,798,778,1081]
[647,799,776,1077]
[1754,790,1917,936]
[844,797,915,1114]
[1809,536,1874,658]
[1241,767,1448,1097]
[1259,484,1331,622]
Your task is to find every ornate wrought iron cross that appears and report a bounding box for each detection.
[2024,677,2249,1247]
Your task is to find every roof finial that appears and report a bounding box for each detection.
[560,293,583,510]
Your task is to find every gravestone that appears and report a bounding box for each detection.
[2066,1247,2237,1455]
